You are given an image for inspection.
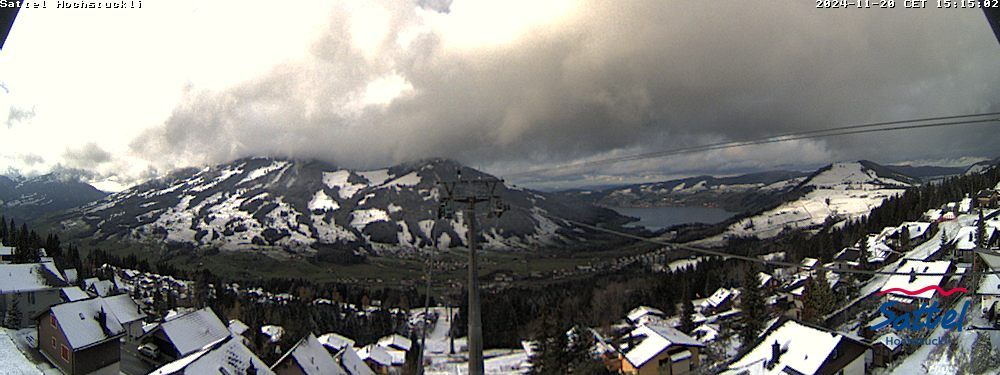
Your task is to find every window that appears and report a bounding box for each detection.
[50,337,56,349]
[60,345,69,362]
[27,292,35,304]
[50,315,56,329]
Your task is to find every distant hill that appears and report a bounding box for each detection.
[557,170,810,213]
[0,173,108,223]
[885,164,967,181]
[42,157,631,256]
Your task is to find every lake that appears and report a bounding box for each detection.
[611,206,735,230]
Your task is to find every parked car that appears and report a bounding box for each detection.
[138,343,159,359]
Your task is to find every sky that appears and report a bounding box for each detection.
[2,0,999,191]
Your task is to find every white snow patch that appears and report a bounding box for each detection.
[308,190,339,212]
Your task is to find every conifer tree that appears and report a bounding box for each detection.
[801,269,835,326]
[739,270,766,347]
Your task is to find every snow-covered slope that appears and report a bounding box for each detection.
[53,157,627,254]
[698,161,917,244]
[0,173,108,222]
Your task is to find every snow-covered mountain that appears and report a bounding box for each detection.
[965,157,1000,175]
[0,173,109,222]
[51,157,628,254]
[564,170,808,213]
[697,160,918,244]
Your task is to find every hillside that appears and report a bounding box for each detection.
[695,160,917,244]
[47,157,630,255]
[0,173,109,223]
[559,170,809,213]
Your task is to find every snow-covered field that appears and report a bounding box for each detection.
[418,307,530,375]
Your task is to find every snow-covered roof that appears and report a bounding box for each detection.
[875,332,902,351]
[61,286,90,302]
[924,209,942,222]
[623,322,704,368]
[979,274,1000,295]
[159,307,231,357]
[702,288,738,309]
[800,257,819,269]
[228,319,249,336]
[336,347,375,375]
[692,324,720,342]
[63,269,78,284]
[725,319,862,375]
[758,272,773,287]
[626,306,665,323]
[150,336,275,375]
[50,297,126,350]
[0,245,13,256]
[881,259,952,299]
[376,334,412,352]
[0,262,67,293]
[897,222,931,240]
[357,344,393,367]
[102,294,146,324]
[261,325,285,343]
[274,333,345,375]
[955,226,996,251]
[88,279,116,297]
[960,197,973,213]
[318,332,356,351]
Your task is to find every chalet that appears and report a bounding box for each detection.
[872,332,904,367]
[37,296,131,375]
[699,288,739,314]
[977,189,1000,209]
[723,318,870,375]
[923,208,943,222]
[0,262,69,328]
[60,286,90,302]
[318,332,356,352]
[145,307,231,363]
[83,278,117,297]
[149,335,275,375]
[627,306,666,325]
[0,245,14,263]
[315,333,374,375]
[101,294,146,341]
[879,259,954,316]
[890,222,934,246]
[758,272,778,290]
[62,269,78,285]
[954,226,999,261]
[357,344,395,374]
[271,333,346,375]
[619,322,704,375]
[376,334,412,352]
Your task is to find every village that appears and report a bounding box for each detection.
[0,182,998,374]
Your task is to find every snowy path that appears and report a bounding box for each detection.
[0,329,43,375]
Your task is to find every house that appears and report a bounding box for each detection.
[83,278,117,297]
[316,333,374,375]
[872,332,904,367]
[149,335,275,375]
[699,288,739,314]
[356,344,395,374]
[101,294,147,341]
[60,286,90,302]
[62,269,78,285]
[954,226,999,261]
[229,319,251,344]
[145,307,231,362]
[619,322,705,375]
[879,259,954,316]
[0,262,69,328]
[0,245,14,263]
[977,189,1000,209]
[271,333,347,375]
[758,272,778,290]
[376,334,412,352]
[37,296,131,375]
[892,222,934,246]
[627,306,666,325]
[723,318,870,375]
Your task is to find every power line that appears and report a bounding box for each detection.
[506,112,1000,179]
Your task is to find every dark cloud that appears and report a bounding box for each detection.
[62,142,112,169]
[130,2,1000,186]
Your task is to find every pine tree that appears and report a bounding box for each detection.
[898,226,911,253]
[801,269,835,326]
[739,270,766,347]
[679,294,696,335]
[4,298,22,328]
[977,210,987,248]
